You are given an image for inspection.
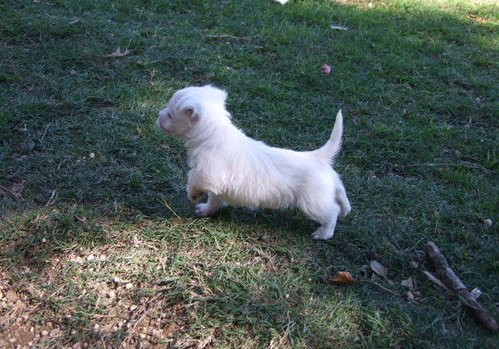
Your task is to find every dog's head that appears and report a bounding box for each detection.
[156,85,229,139]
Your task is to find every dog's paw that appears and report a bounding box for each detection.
[312,228,334,240]
[189,192,203,203]
[340,203,352,217]
[194,203,213,217]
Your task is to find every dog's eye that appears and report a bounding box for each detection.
[167,113,172,119]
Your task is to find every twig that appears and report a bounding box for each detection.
[422,270,453,293]
[119,292,164,348]
[425,241,498,332]
[0,185,17,199]
[45,190,57,207]
[40,123,50,144]
[372,282,400,296]
[162,199,181,219]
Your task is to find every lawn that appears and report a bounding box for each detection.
[0,0,498,347]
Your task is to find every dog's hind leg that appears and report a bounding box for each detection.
[195,192,226,217]
[335,181,351,217]
[311,203,341,240]
[298,197,341,240]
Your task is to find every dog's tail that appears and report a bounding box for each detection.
[314,110,343,162]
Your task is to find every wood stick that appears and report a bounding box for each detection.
[422,270,453,293]
[425,241,498,332]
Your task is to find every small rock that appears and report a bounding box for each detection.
[89,152,95,159]
[41,330,49,336]
[125,283,133,290]
[484,219,493,227]
[86,254,95,261]
[129,305,138,311]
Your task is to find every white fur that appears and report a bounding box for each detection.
[157,85,351,239]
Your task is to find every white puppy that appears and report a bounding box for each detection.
[156,85,351,239]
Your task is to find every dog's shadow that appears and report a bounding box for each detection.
[204,204,350,249]
[213,206,313,237]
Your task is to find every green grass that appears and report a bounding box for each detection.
[0,0,498,347]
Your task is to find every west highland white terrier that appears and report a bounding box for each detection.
[156,85,351,239]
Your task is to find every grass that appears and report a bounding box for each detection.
[0,0,497,347]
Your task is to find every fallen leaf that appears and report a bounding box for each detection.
[330,271,356,285]
[401,277,415,289]
[103,47,131,58]
[370,260,388,279]
[466,14,490,24]
[470,287,482,300]
[321,63,332,75]
[406,290,415,302]
[331,24,349,31]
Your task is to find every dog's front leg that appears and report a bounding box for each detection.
[195,192,225,217]
[187,171,204,203]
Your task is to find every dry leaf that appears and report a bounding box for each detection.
[401,277,415,289]
[370,260,388,279]
[330,271,356,285]
[471,287,482,300]
[103,47,131,58]
[466,14,490,24]
[321,63,332,75]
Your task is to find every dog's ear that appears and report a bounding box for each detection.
[183,106,199,122]
[177,97,200,122]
